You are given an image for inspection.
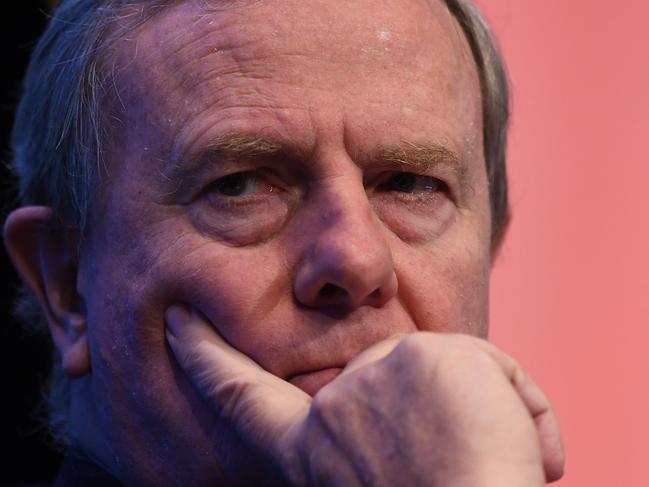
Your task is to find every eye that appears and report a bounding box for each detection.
[209,171,274,197]
[377,172,444,193]
[193,169,290,245]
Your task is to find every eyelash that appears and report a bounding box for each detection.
[375,172,447,194]
[206,171,277,197]
[206,170,446,196]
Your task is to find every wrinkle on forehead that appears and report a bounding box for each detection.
[106,0,483,171]
[119,0,477,90]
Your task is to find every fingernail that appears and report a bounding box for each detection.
[165,304,191,336]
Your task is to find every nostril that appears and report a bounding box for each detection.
[369,288,381,300]
[319,283,347,298]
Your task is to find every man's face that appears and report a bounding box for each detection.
[74,0,491,482]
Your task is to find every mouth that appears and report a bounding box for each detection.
[287,367,343,396]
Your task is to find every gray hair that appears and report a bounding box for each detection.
[10,0,510,446]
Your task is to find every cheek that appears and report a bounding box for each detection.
[78,226,292,467]
[161,242,294,358]
[397,248,490,336]
[87,226,292,367]
[393,212,491,337]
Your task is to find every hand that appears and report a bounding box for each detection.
[165,305,564,486]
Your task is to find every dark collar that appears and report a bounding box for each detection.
[53,449,121,486]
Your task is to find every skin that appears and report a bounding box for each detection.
[3,0,564,484]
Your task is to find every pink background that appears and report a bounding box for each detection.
[479,0,649,485]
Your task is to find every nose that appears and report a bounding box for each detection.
[293,183,398,311]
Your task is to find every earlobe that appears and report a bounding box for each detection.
[61,316,90,377]
[3,206,91,377]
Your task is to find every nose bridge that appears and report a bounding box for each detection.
[293,175,398,310]
[317,171,373,233]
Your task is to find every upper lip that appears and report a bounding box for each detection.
[268,330,407,381]
[249,306,418,381]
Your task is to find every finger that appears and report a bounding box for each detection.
[165,304,310,468]
[339,333,408,377]
[508,361,564,483]
[470,338,565,482]
[343,330,564,482]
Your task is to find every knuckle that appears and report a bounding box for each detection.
[310,383,344,419]
[180,347,206,373]
[308,372,372,429]
[394,332,486,364]
[394,333,431,363]
[440,339,500,376]
[214,377,251,418]
[465,348,498,370]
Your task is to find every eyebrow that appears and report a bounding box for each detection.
[166,134,286,182]
[373,141,466,182]
[202,134,285,158]
[169,135,467,190]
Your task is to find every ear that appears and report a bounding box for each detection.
[3,206,90,377]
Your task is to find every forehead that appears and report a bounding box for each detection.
[108,0,482,164]
[134,0,468,72]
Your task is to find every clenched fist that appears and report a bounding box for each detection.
[166,305,564,486]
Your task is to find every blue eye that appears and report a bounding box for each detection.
[378,173,444,193]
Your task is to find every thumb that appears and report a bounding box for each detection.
[165,305,310,479]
